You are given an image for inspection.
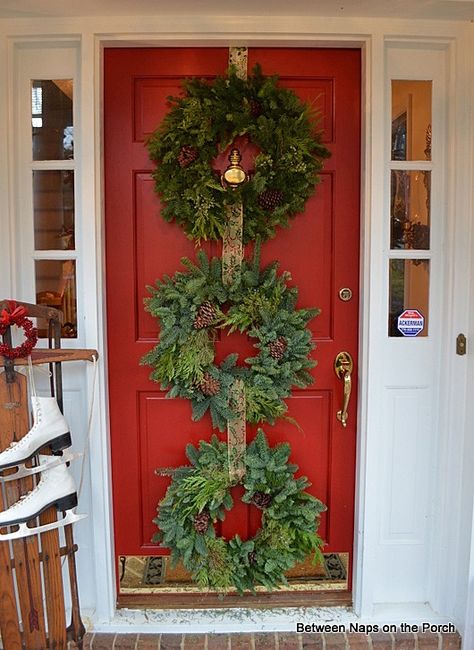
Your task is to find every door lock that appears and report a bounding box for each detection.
[338,287,353,302]
[456,333,467,356]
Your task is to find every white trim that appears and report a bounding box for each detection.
[429,28,472,625]
[380,42,447,605]
[92,602,451,634]
[353,30,385,618]
[81,31,117,623]
[92,30,374,624]
[352,33,372,617]
[13,43,79,318]
[0,14,470,38]
[464,499,474,645]
[452,26,474,635]
[29,160,75,170]
[0,34,12,299]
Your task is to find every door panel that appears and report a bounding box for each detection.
[104,49,226,558]
[104,47,360,588]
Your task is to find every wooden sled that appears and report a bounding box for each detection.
[0,300,97,650]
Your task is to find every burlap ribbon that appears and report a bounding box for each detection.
[223,47,248,482]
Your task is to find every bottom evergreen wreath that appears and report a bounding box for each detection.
[154,431,327,594]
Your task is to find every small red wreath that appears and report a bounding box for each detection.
[0,301,38,359]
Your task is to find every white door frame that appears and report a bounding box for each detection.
[93,34,373,624]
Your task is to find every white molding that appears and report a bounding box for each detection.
[89,29,378,624]
[450,25,474,632]
[30,160,75,169]
[375,43,449,605]
[89,602,451,634]
[353,30,385,619]
[464,499,474,644]
[429,29,473,625]
[0,34,12,299]
[90,29,378,623]
[0,15,471,39]
[13,43,79,307]
[83,30,117,624]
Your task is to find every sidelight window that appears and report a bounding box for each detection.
[388,80,432,337]
[31,79,77,338]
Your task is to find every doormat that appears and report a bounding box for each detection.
[119,553,348,594]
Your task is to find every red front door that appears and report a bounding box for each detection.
[104,47,360,592]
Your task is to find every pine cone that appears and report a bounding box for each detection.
[193,301,217,330]
[269,336,287,360]
[252,491,272,509]
[193,510,211,534]
[248,550,257,565]
[177,145,199,168]
[257,189,284,211]
[198,372,221,397]
[249,99,262,118]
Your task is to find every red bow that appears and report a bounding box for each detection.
[0,301,27,326]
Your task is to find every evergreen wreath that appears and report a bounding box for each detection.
[154,430,326,594]
[142,246,319,431]
[147,65,331,243]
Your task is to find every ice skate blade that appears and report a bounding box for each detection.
[0,451,82,483]
[0,510,87,541]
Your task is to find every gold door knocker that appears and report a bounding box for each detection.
[334,351,354,427]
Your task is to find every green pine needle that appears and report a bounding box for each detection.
[154,430,326,594]
[147,65,330,244]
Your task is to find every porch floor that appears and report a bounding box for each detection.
[75,630,462,649]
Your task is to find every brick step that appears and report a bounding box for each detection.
[74,630,462,649]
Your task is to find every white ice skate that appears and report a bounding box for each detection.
[0,456,86,541]
[0,396,71,472]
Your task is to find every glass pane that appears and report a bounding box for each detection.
[389,259,429,337]
[32,79,74,160]
[391,80,432,161]
[35,259,77,338]
[33,170,75,250]
[390,170,430,250]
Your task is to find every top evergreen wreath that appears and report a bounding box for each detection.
[147,65,331,243]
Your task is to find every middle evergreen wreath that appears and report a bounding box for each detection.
[142,246,318,430]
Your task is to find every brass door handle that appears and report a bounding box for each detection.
[334,351,354,427]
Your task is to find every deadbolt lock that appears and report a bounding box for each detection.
[339,287,353,302]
